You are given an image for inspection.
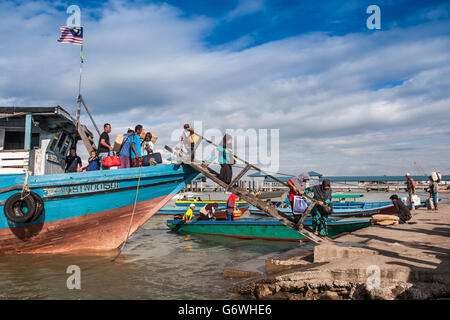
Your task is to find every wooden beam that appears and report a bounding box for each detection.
[228,164,251,190]
[296,201,316,229]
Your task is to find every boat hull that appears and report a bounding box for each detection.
[0,164,198,254]
[167,217,372,242]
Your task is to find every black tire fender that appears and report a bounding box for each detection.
[29,191,44,222]
[4,193,37,224]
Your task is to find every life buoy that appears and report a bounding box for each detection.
[3,192,44,224]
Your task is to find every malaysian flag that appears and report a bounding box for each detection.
[57,26,83,45]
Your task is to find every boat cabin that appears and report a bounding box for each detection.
[0,106,86,175]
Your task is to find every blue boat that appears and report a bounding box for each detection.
[0,107,198,254]
[249,201,396,217]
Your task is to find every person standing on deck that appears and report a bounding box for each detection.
[304,180,332,238]
[118,129,134,169]
[130,125,143,167]
[405,173,416,210]
[226,194,238,221]
[141,132,154,156]
[65,147,82,173]
[180,123,195,162]
[98,123,113,170]
[389,194,411,223]
[428,176,440,211]
[87,150,100,171]
[287,173,310,212]
[182,204,195,223]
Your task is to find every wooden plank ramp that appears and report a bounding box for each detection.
[165,145,328,244]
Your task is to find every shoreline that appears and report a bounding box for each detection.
[228,205,450,300]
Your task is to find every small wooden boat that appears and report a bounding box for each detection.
[175,199,247,208]
[156,205,249,218]
[167,217,372,242]
[249,201,396,217]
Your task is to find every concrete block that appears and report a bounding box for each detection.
[314,244,378,263]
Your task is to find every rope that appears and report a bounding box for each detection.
[112,165,143,262]
[20,170,31,200]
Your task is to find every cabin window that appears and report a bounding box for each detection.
[3,131,25,150]
[57,132,67,151]
[49,135,59,152]
[60,136,71,155]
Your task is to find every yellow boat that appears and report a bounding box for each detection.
[175,200,247,208]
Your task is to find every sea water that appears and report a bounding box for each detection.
[0,190,447,299]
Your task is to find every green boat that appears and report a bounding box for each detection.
[167,217,372,242]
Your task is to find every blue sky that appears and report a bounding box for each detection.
[0,0,449,175]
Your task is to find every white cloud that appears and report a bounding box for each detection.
[225,0,265,21]
[1,1,449,175]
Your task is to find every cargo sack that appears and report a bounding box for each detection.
[426,197,435,210]
[113,134,124,153]
[139,129,158,144]
[411,195,421,206]
[102,152,121,167]
[293,196,307,214]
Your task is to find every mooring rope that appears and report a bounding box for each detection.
[112,165,143,262]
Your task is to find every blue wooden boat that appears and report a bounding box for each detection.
[0,165,198,254]
[167,217,372,242]
[249,201,396,217]
[0,107,198,254]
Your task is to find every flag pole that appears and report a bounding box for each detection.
[76,43,83,129]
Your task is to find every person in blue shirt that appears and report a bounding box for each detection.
[87,151,100,171]
[118,129,134,169]
[131,125,143,167]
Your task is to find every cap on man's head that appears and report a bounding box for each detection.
[406,173,411,177]
[190,204,195,208]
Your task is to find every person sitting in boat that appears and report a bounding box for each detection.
[389,194,411,223]
[303,179,332,238]
[182,204,195,223]
[87,150,100,171]
[65,147,82,173]
[287,173,310,212]
[199,203,218,220]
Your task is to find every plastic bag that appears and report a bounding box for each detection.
[293,196,307,213]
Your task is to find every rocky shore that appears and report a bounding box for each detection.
[228,205,450,300]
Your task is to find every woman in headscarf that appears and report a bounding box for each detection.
[217,134,234,184]
[304,179,332,238]
[199,203,218,220]
[287,173,310,212]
